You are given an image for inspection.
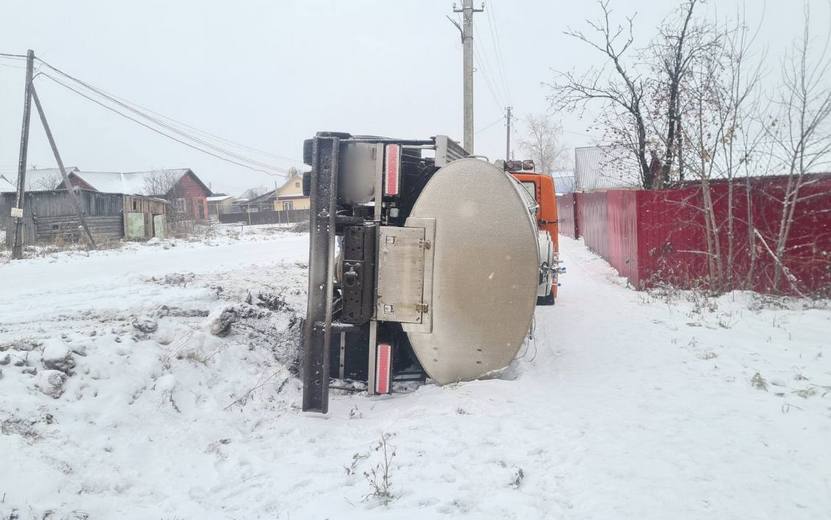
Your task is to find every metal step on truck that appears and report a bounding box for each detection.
[300,132,562,413]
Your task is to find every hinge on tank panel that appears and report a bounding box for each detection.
[415,303,429,313]
[418,239,431,250]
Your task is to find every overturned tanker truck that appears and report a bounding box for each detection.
[300,132,560,413]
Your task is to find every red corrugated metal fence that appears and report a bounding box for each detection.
[559,175,831,295]
[555,194,578,239]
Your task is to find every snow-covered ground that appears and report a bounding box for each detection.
[0,226,829,519]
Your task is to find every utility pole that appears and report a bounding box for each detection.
[505,106,513,161]
[11,50,35,259]
[31,85,97,250]
[450,1,484,154]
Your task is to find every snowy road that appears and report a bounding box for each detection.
[0,229,828,519]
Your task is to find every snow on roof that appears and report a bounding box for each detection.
[0,174,16,192]
[207,195,234,202]
[246,190,277,203]
[0,167,80,191]
[72,169,192,195]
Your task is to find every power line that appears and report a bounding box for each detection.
[475,115,504,134]
[38,70,290,173]
[485,1,512,103]
[35,59,301,170]
[39,73,289,177]
[4,51,302,180]
[37,59,300,164]
[473,41,506,109]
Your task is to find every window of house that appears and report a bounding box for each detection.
[295,182,300,188]
[175,198,186,213]
[283,201,294,211]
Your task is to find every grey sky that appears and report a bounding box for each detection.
[0,1,824,195]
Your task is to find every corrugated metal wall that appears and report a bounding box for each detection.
[555,194,578,239]
[607,190,639,284]
[574,146,641,192]
[565,175,831,295]
[576,191,609,259]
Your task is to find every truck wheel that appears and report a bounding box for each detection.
[536,291,555,306]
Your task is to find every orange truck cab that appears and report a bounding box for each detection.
[506,160,561,304]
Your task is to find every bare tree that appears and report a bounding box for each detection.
[548,0,652,187]
[766,2,831,292]
[667,9,768,291]
[143,170,188,222]
[142,170,179,198]
[713,15,766,289]
[549,0,710,189]
[648,0,712,186]
[239,185,270,200]
[28,170,63,191]
[520,114,566,174]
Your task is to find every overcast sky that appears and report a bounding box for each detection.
[0,1,824,195]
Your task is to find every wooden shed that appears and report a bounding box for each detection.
[3,189,124,247]
[123,195,168,240]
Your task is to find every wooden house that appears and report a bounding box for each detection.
[273,170,309,212]
[207,194,236,218]
[65,168,212,222]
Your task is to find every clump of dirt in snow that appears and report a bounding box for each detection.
[41,339,76,374]
[290,220,310,233]
[0,337,42,352]
[36,369,68,398]
[0,414,49,441]
[155,305,209,318]
[132,316,159,334]
[146,272,196,287]
[209,295,303,373]
[250,290,291,312]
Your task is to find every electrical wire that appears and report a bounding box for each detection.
[34,60,298,174]
[450,13,505,110]
[485,0,512,104]
[37,59,300,164]
[473,41,506,109]
[475,115,504,134]
[39,73,289,177]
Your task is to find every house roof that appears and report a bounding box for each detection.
[207,195,234,202]
[68,169,191,195]
[0,167,80,191]
[245,190,278,204]
[0,174,16,192]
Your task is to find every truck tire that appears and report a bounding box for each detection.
[302,171,311,197]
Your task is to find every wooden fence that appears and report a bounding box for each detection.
[35,215,123,243]
[3,190,124,246]
[218,209,309,225]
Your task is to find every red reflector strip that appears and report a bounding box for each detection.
[375,343,392,394]
[384,144,401,196]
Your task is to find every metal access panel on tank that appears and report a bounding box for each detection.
[376,225,434,328]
